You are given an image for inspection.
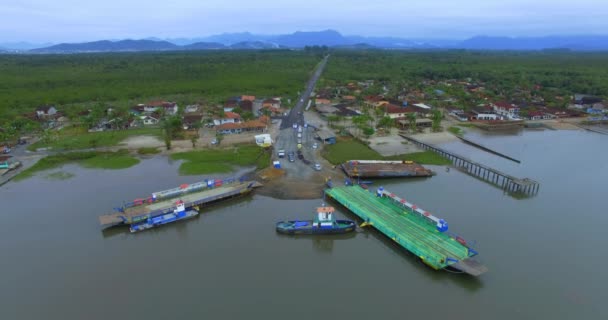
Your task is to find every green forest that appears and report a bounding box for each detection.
[322,50,608,98]
[0,50,318,119]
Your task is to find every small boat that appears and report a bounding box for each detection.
[130,200,199,233]
[276,206,356,235]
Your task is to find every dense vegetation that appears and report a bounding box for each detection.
[0,51,319,119]
[170,144,271,175]
[322,138,451,165]
[323,50,608,99]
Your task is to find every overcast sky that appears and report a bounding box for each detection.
[2,0,607,42]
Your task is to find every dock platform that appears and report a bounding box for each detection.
[99,181,262,228]
[325,185,487,275]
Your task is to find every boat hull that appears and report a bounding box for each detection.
[275,220,356,235]
[130,210,199,233]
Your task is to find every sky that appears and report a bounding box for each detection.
[1,0,607,43]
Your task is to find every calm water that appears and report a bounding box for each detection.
[1,129,606,319]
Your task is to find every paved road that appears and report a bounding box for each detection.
[280,55,329,130]
[274,55,329,179]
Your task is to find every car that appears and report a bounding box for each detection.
[278,149,286,158]
[211,139,218,145]
[314,163,322,171]
[312,143,318,149]
[292,123,298,129]
[297,133,302,138]
[288,155,295,162]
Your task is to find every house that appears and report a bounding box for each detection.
[492,102,520,119]
[145,101,178,115]
[263,99,281,109]
[527,111,554,120]
[183,114,203,130]
[36,105,58,118]
[342,95,356,102]
[215,120,267,135]
[241,95,256,102]
[316,98,331,105]
[448,109,468,122]
[259,105,286,117]
[238,100,253,113]
[224,99,239,112]
[471,107,500,121]
[574,94,602,105]
[140,115,159,126]
[363,95,387,108]
[215,122,242,135]
[184,105,200,113]
[385,104,416,119]
[213,112,241,126]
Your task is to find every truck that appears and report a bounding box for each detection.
[277,149,286,158]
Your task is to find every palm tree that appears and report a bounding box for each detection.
[407,113,417,134]
[431,110,443,132]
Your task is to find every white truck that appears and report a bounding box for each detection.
[277,149,286,158]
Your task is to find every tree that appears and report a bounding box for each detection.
[215,132,224,145]
[326,115,339,128]
[407,113,417,133]
[362,126,375,138]
[431,110,443,132]
[191,135,199,148]
[377,116,394,129]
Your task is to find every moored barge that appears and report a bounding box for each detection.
[341,160,433,178]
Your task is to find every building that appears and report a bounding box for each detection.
[146,101,179,115]
[241,95,256,102]
[238,100,253,112]
[316,98,331,105]
[471,107,500,121]
[384,104,418,119]
[36,105,58,118]
[262,99,281,109]
[215,120,267,135]
[448,109,468,122]
[492,102,520,119]
[183,114,203,130]
[316,130,336,144]
[397,118,433,129]
[184,105,200,113]
[213,112,241,126]
[140,115,159,126]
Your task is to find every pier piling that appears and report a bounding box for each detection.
[400,135,540,196]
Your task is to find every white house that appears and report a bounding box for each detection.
[492,102,520,119]
[213,112,241,126]
[140,115,159,126]
[36,105,58,118]
[184,105,200,113]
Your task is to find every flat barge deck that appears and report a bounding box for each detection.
[325,185,487,276]
[341,160,433,178]
[99,180,262,228]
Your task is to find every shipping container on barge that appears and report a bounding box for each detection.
[325,184,487,276]
[340,160,433,179]
[99,177,262,229]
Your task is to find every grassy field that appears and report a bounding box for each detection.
[447,126,464,136]
[28,127,161,151]
[15,150,140,180]
[170,144,270,175]
[322,139,451,165]
[0,51,319,119]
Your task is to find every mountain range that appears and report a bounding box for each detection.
[5,30,608,53]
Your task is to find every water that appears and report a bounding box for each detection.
[1,130,606,319]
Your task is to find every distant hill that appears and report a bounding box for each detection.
[23,31,608,53]
[182,42,227,50]
[459,35,608,51]
[229,41,281,49]
[30,40,179,53]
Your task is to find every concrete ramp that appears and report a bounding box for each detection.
[451,259,488,276]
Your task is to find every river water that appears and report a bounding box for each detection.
[1,129,606,319]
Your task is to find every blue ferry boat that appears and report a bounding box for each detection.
[276,206,356,235]
[130,200,199,233]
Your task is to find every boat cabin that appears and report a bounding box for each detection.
[316,206,335,227]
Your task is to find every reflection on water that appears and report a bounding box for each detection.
[1,131,607,319]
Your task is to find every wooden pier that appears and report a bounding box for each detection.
[401,135,540,196]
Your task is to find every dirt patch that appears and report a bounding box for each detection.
[408,131,458,144]
[120,136,164,149]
